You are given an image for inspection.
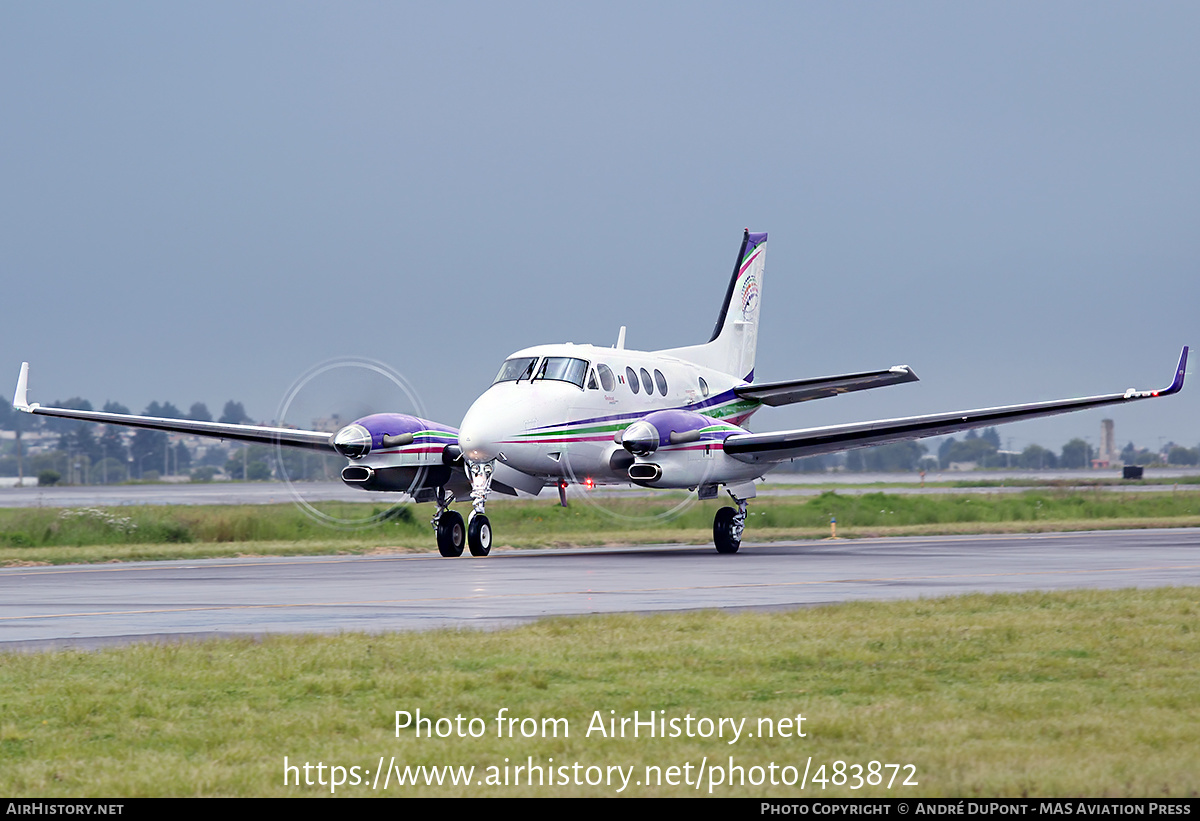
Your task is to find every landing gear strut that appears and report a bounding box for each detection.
[466,460,495,557]
[713,490,749,554]
[430,461,497,558]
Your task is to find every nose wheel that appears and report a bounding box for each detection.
[468,513,492,556]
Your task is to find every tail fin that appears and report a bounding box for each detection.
[662,230,767,380]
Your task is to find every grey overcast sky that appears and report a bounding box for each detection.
[2,2,1197,452]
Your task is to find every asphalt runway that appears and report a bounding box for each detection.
[2,528,1197,651]
[2,470,1198,508]
[0,481,365,508]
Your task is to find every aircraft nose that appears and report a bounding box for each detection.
[458,392,506,463]
[457,429,496,463]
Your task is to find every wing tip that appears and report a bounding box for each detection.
[1143,346,1187,399]
[13,362,32,412]
[1164,345,1188,394]
[890,365,920,383]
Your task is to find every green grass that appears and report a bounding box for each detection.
[2,489,1199,564]
[773,475,1200,490]
[945,475,1200,489]
[1,587,1196,797]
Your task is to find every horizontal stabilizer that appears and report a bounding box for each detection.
[735,365,918,407]
[726,347,1187,464]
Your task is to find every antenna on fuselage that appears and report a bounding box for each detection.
[615,325,626,350]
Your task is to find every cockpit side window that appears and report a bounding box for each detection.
[534,357,589,388]
[587,368,599,390]
[494,357,538,384]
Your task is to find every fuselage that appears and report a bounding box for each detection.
[456,342,763,488]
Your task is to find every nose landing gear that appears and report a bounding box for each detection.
[430,461,498,558]
[465,460,496,556]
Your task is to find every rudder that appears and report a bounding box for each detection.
[663,230,767,380]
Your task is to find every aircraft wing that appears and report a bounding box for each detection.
[12,362,336,452]
[735,365,919,406]
[725,347,1188,464]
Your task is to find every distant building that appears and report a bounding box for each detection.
[312,415,345,433]
[1094,418,1116,468]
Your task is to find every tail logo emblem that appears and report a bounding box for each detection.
[740,275,759,319]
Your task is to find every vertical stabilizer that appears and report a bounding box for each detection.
[662,230,767,380]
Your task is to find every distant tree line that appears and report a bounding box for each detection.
[777,426,1199,473]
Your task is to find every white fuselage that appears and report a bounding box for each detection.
[456,342,764,490]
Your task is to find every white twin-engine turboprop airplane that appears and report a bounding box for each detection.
[13,231,1189,557]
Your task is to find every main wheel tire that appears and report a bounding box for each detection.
[436,511,465,557]
[468,513,492,557]
[713,506,740,554]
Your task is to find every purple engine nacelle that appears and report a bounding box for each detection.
[619,409,735,456]
[334,413,460,494]
[617,410,746,487]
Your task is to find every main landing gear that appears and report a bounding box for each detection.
[432,489,465,557]
[712,490,750,554]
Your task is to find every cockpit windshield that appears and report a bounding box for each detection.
[493,357,538,384]
[534,357,588,388]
